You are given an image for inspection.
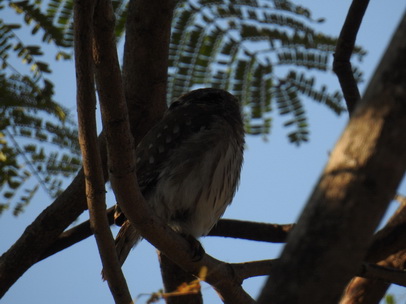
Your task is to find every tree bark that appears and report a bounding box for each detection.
[122,0,174,142]
[340,200,406,303]
[88,0,133,301]
[121,2,203,303]
[159,253,203,304]
[341,251,406,304]
[0,168,88,298]
[257,11,406,304]
[0,0,174,298]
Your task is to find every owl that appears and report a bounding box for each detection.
[113,88,245,265]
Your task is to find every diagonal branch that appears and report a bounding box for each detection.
[258,10,406,303]
[0,169,89,297]
[0,0,168,298]
[74,0,132,302]
[333,0,370,114]
[39,207,115,261]
[99,4,254,303]
[100,48,256,303]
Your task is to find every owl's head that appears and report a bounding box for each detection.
[170,88,241,116]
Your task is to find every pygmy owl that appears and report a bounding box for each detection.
[113,88,245,266]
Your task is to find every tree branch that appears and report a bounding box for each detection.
[0,168,89,297]
[209,219,293,242]
[258,10,406,303]
[39,207,114,261]
[122,2,179,300]
[159,253,203,304]
[233,259,406,287]
[341,200,406,303]
[74,0,134,302]
[333,2,406,303]
[345,251,406,304]
[99,77,255,303]
[366,199,406,263]
[122,0,173,142]
[232,260,276,280]
[358,262,406,288]
[0,91,110,298]
[99,6,254,302]
[40,216,294,261]
[333,0,369,114]
[0,0,169,298]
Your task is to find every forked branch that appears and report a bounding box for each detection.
[333,0,370,114]
[74,0,132,302]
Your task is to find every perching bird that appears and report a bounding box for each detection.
[113,88,245,266]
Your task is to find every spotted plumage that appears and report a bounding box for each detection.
[113,88,245,266]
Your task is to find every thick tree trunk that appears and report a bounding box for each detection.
[257,12,406,304]
[122,0,174,141]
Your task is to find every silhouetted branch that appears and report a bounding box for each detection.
[0,0,169,296]
[123,0,170,142]
[333,0,370,114]
[41,215,294,262]
[209,219,294,242]
[0,168,88,297]
[40,207,114,261]
[366,199,406,262]
[258,11,406,303]
[98,1,254,302]
[75,0,132,302]
[159,253,203,304]
[232,260,276,280]
[358,263,406,288]
[341,200,406,303]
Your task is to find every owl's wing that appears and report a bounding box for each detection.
[114,102,218,226]
[136,102,219,193]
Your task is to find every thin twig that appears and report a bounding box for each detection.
[333,0,370,114]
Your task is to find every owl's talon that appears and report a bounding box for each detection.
[184,234,205,262]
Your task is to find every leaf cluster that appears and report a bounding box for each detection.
[0,74,81,215]
[0,0,366,214]
[0,0,80,215]
[169,0,365,142]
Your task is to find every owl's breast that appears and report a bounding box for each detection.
[146,119,244,237]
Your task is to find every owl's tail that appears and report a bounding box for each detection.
[115,220,142,265]
[101,220,141,280]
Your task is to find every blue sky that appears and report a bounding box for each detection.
[1,1,406,303]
